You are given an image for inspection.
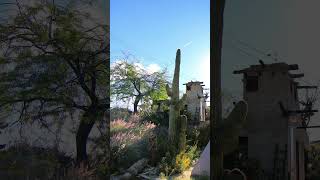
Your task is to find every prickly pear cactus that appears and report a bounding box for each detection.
[166,49,187,148]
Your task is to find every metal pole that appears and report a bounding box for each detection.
[289,125,295,180]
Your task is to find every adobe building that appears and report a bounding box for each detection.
[234,62,315,180]
[183,81,208,124]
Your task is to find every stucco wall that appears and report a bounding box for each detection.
[243,69,307,179]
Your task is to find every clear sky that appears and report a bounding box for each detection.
[110,0,210,102]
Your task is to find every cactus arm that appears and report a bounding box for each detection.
[166,84,172,97]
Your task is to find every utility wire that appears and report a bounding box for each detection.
[230,42,264,62]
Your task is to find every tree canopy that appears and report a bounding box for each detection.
[111,60,168,113]
[0,0,109,164]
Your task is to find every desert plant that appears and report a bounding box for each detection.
[187,121,210,150]
[0,143,74,180]
[110,116,156,174]
[166,49,187,151]
[159,143,200,176]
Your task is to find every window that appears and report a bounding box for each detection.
[239,136,248,159]
[186,85,191,91]
[246,75,258,92]
[294,85,298,100]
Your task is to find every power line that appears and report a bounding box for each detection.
[230,42,264,62]
[235,39,272,58]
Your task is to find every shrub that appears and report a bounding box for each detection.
[142,111,169,127]
[110,116,156,174]
[110,107,132,121]
[186,122,209,150]
[0,143,73,179]
[159,144,200,176]
[306,144,320,180]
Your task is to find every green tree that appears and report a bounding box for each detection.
[0,1,109,165]
[150,83,169,102]
[111,60,167,113]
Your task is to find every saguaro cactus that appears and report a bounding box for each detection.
[177,114,187,152]
[166,49,187,147]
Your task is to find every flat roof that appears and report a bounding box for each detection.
[183,81,204,85]
[233,62,299,74]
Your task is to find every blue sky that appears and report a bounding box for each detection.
[110,0,210,99]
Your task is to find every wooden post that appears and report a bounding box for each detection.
[211,0,226,180]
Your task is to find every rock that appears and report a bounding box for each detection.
[112,158,149,180]
[127,158,149,175]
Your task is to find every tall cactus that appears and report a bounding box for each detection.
[177,114,187,152]
[166,49,186,147]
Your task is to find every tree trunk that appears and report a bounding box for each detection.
[133,95,142,114]
[76,109,98,164]
[212,0,226,180]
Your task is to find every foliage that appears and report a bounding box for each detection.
[110,115,156,173]
[306,143,320,180]
[159,144,200,177]
[111,60,167,113]
[0,0,109,163]
[142,111,169,127]
[186,122,210,150]
[110,107,132,121]
[150,83,169,101]
[0,143,71,179]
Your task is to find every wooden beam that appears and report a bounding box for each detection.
[289,73,304,78]
[289,64,299,70]
[259,60,265,67]
[287,110,318,113]
[279,101,289,117]
[297,86,318,89]
[297,125,320,129]
[233,70,244,74]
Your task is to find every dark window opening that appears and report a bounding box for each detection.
[239,136,248,159]
[239,136,248,145]
[246,76,258,92]
[186,85,191,91]
[294,87,298,100]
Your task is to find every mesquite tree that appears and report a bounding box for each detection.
[111,60,167,113]
[0,1,109,164]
